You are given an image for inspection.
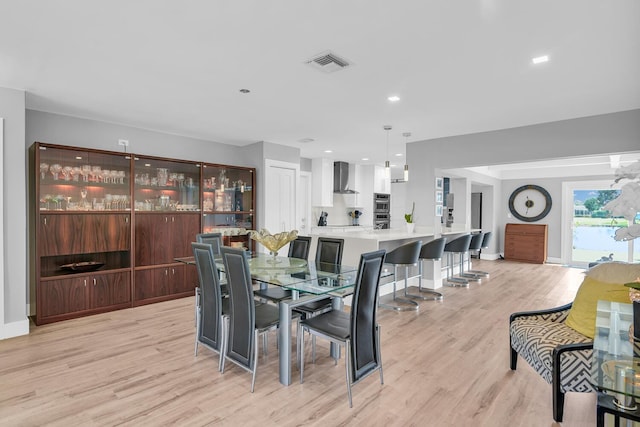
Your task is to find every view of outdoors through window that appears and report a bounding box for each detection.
[572,189,639,265]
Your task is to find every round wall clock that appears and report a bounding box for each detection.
[508,184,552,222]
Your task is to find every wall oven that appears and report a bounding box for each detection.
[373,193,390,229]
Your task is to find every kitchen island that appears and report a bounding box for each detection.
[308,226,477,292]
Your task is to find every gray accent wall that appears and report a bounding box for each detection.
[0,87,27,338]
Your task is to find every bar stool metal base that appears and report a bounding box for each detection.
[445,277,470,288]
[460,273,482,282]
[378,264,420,311]
[467,269,490,278]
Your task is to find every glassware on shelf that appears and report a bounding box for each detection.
[62,166,73,181]
[81,165,91,182]
[117,170,126,184]
[91,165,102,183]
[39,162,49,180]
[101,169,110,183]
[49,164,62,180]
[80,187,88,209]
[72,166,82,181]
[157,168,168,186]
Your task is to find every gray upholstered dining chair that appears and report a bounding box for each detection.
[196,232,223,256]
[220,246,280,392]
[298,249,386,407]
[288,235,312,260]
[293,237,345,319]
[192,242,228,371]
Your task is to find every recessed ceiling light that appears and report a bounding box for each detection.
[388,95,400,102]
[532,55,549,64]
[361,157,369,161]
[395,153,403,157]
[239,88,251,93]
[324,150,333,153]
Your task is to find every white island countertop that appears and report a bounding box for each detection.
[310,226,476,242]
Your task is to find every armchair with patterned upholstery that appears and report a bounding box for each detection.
[509,262,640,423]
[509,303,593,422]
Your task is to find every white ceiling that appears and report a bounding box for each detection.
[1,1,639,170]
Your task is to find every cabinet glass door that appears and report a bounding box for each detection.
[202,164,255,250]
[134,157,200,211]
[37,144,131,211]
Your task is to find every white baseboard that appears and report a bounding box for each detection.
[0,318,30,340]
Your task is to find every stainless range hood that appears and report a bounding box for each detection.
[333,161,359,194]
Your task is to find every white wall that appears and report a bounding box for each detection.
[0,87,28,339]
[406,110,640,259]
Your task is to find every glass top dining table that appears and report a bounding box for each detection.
[175,252,359,385]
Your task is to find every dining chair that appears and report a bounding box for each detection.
[192,242,228,371]
[196,232,223,256]
[298,249,386,407]
[253,235,312,304]
[293,237,345,319]
[220,246,280,392]
[194,232,226,326]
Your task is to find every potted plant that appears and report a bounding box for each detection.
[405,202,415,233]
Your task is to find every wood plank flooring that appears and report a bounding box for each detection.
[0,260,608,426]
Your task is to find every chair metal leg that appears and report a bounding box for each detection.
[377,326,384,385]
[251,329,259,393]
[299,324,306,384]
[194,304,201,356]
[345,338,353,408]
[415,261,444,301]
[458,252,481,282]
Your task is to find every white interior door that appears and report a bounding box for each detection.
[264,160,299,254]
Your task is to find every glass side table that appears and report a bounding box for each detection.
[592,300,640,427]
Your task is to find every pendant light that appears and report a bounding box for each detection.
[384,125,392,178]
[402,132,410,182]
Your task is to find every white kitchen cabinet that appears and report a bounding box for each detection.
[311,158,333,207]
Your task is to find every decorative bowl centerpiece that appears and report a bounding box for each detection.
[248,228,298,263]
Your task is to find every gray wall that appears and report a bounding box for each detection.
[0,87,27,337]
[407,109,640,259]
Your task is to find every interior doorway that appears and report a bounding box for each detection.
[562,180,636,267]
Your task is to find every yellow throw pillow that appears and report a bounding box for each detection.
[565,276,630,339]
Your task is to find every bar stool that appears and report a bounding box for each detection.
[413,237,447,301]
[378,240,422,311]
[468,231,492,278]
[443,234,473,287]
[460,233,484,282]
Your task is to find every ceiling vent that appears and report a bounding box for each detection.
[305,51,351,73]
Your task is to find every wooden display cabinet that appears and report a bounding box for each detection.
[201,163,255,251]
[133,155,201,304]
[31,143,257,323]
[32,143,133,325]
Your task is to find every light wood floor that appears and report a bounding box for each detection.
[0,260,610,426]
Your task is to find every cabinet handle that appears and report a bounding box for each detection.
[125,217,129,223]
[165,269,168,276]
[165,217,168,223]
[172,217,175,223]
[93,278,97,286]
[43,217,47,226]
[172,268,175,275]
[84,279,87,287]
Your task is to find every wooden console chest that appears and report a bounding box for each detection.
[504,223,548,264]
